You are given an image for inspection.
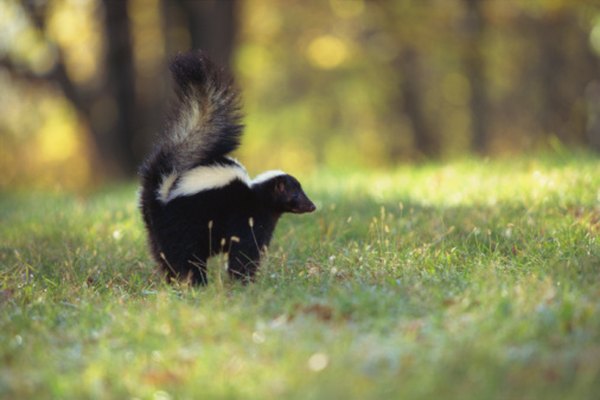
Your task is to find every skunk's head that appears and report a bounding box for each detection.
[253,172,316,214]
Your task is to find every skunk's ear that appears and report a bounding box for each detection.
[275,179,286,193]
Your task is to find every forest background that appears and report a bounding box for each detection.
[1,0,600,189]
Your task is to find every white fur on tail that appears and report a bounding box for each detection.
[157,172,178,203]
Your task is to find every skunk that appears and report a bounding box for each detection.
[139,50,316,285]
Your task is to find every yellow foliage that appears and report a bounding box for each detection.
[590,19,600,56]
[28,98,92,189]
[47,0,103,84]
[129,0,165,82]
[306,35,348,70]
[36,101,79,163]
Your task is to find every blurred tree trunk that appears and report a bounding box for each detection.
[179,0,236,67]
[580,26,600,152]
[536,11,570,143]
[585,82,600,151]
[164,0,237,68]
[100,0,138,177]
[395,48,439,159]
[536,10,599,147]
[463,0,489,154]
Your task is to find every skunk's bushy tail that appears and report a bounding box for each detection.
[163,50,243,171]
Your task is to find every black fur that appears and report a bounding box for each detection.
[139,50,315,285]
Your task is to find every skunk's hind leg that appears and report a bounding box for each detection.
[228,242,261,284]
[160,251,209,285]
[187,256,209,285]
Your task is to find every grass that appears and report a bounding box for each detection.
[1,153,600,399]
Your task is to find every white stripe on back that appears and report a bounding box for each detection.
[158,164,251,203]
[158,165,289,203]
[251,170,287,186]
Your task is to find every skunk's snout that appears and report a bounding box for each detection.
[292,192,316,214]
[302,200,317,213]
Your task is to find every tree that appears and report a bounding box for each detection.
[175,0,237,67]
[101,0,137,176]
[463,0,489,154]
[395,48,440,159]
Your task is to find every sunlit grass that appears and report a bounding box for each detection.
[1,154,600,399]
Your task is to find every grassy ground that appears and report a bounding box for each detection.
[1,154,600,399]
